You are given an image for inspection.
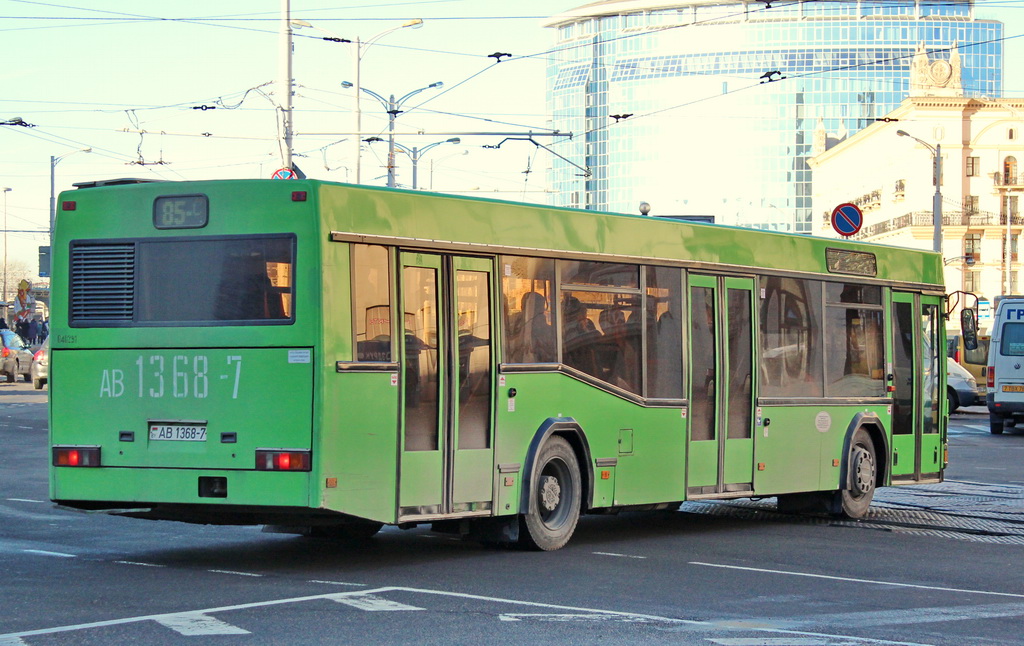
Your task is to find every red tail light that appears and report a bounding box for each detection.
[1,347,9,358]
[988,366,995,389]
[953,350,961,363]
[32,349,43,361]
[255,449,311,471]
[52,446,101,467]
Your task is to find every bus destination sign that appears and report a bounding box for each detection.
[154,194,209,229]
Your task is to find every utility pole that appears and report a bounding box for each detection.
[278,0,294,172]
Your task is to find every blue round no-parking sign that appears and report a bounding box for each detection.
[831,203,863,237]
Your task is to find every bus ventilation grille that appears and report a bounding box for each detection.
[70,243,135,322]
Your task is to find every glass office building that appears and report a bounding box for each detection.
[545,0,1002,232]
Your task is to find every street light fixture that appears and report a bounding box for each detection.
[379,137,461,189]
[896,129,942,253]
[50,149,91,245]
[343,81,444,187]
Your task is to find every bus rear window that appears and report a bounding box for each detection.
[70,236,294,326]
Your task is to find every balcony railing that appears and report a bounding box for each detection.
[992,172,1024,187]
[848,211,1024,240]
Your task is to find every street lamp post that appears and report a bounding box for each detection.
[896,130,942,253]
[387,138,461,189]
[342,81,443,187]
[50,149,91,245]
[2,187,10,318]
[290,18,423,184]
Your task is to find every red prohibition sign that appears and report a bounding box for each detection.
[272,167,297,180]
[831,202,863,237]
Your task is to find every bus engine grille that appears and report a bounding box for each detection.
[70,243,135,322]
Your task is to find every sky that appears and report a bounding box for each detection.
[3,0,1024,281]
[0,0,563,278]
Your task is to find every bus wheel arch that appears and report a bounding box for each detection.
[518,419,593,550]
[835,415,885,519]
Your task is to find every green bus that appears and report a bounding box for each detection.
[49,179,949,550]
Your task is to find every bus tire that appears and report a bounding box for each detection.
[521,436,581,551]
[836,428,876,519]
[990,414,1005,435]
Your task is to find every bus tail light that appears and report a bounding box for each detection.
[255,449,311,471]
[53,446,101,467]
[988,366,995,389]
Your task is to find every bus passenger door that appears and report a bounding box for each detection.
[399,252,495,519]
[890,292,943,482]
[686,275,755,496]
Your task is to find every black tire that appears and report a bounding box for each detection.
[32,377,43,390]
[835,428,876,519]
[521,436,581,551]
[4,370,13,384]
[990,414,1005,435]
[947,387,959,414]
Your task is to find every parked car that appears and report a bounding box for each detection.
[947,357,979,413]
[31,337,49,390]
[1,329,33,383]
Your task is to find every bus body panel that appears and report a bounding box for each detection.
[495,372,686,509]
[50,347,314,470]
[51,467,312,509]
[317,371,399,523]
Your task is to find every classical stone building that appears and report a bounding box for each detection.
[809,44,1023,330]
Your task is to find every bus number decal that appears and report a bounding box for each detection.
[115,354,242,399]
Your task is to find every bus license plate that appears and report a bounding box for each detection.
[1002,385,1024,393]
[149,424,207,441]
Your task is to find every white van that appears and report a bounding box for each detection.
[986,297,1024,434]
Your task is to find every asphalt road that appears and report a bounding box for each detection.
[2,382,1023,646]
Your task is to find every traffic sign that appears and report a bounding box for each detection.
[271,167,298,180]
[831,203,863,237]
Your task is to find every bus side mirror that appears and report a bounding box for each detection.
[961,309,979,351]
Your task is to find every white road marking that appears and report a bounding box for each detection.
[22,549,75,558]
[207,569,262,577]
[965,425,989,432]
[308,580,366,587]
[690,562,1024,599]
[114,561,165,568]
[0,586,935,646]
[593,551,647,559]
[153,612,250,636]
[707,640,859,645]
[0,636,29,646]
[328,593,424,611]
[499,613,653,623]
[770,602,1024,630]
[5,498,44,503]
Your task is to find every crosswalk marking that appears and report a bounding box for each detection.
[154,612,250,636]
[328,593,424,611]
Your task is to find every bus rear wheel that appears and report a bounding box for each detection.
[836,428,876,519]
[521,436,581,551]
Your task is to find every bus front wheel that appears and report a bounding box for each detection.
[836,428,876,519]
[521,436,581,551]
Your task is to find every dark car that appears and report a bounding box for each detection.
[31,337,49,389]
[1,329,33,383]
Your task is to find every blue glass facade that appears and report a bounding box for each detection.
[546,0,1002,232]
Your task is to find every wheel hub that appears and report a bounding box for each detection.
[539,475,561,512]
[851,447,875,496]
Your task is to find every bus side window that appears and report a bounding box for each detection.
[501,256,556,363]
[352,244,393,362]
